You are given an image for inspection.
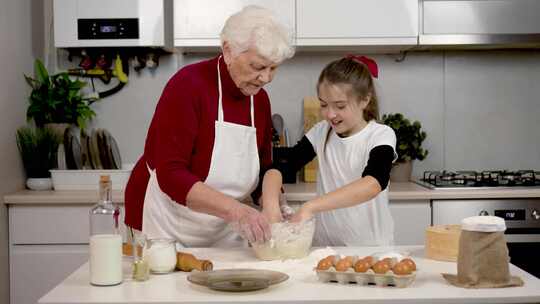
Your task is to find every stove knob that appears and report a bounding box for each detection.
[478,210,489,216]
[532,209,540,220]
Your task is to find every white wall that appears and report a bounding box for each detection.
[79,50,540,177]
[0,0,40,302]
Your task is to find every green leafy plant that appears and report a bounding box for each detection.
[382,113,428,163]
[16,126,61,178]
[24,59,95,129]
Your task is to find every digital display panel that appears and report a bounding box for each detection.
[100,25,118,33]
[78,19,138,39]
[494,209,526,221]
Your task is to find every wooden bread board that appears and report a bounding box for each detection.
[303,96,322,183]
[425,225,462,262]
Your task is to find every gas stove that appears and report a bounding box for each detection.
[415,170,540,189]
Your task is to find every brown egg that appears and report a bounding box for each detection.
[316,259,333,271]
[372,260,391,274]
[400,258,417,271]
[363,256,375,267]
[392,261,413,275]
[335,258,353,272]
[342,256,354,264]
[353,259,371,273]
[323,255,337,266]
[381,257,396,268]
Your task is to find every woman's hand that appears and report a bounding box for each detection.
[289,203,314,223]
[228,202,271,244]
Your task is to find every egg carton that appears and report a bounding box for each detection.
[315,268,416,288]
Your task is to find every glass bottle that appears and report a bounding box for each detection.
[89,175,122,286]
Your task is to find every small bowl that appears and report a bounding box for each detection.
[26,178,53,191]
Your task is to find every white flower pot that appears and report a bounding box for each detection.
[26,178,53,191]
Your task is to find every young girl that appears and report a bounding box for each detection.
[262,55,397,246]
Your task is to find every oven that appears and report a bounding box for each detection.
[432,199,540,278]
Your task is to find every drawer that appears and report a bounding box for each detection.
[9,205,126,244]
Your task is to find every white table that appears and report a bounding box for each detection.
[39,246,540,304]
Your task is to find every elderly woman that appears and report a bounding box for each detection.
[124,6,295,247]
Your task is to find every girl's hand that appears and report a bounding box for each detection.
[289,204,314,223]
[262,205,283,224]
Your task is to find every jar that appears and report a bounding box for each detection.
[143,238,177,273]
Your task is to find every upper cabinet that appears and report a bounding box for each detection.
[296,0,418,49]
[174,0,295,47]
[174,0,418,52]
[420,0,540,46]
[172,0,540,51]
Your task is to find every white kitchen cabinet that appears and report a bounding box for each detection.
[8,204,125,304]
[10,245,88,304]
[296,0,418,47]
[389,200,431,245]
[420,0,540,45]
[174,0,295,47]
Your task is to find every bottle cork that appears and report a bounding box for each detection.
[176,252,213,272]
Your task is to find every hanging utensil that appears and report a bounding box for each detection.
[272,114,285,147]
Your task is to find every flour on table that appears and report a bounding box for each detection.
[213,247,337,280]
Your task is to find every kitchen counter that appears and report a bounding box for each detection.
[5,182,540,205]
[39,246,540,304]
[284,182,540,201]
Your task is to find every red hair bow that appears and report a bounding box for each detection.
[346,54,378,78]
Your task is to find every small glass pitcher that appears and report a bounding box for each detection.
[143,238,177,274]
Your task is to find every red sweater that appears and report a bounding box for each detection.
[125,56,273,230]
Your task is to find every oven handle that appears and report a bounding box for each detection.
[505,234,540,243]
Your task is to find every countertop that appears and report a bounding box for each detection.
[5,182,540,205]
[39,246,540,304]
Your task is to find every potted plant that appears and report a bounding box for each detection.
[16,126,61,190]
[24,59,95,134]
[381,113,428,182]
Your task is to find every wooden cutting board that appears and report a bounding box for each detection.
[303,97,322,183]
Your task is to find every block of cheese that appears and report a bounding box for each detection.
[425,225,462,262]
[303,96,322,183]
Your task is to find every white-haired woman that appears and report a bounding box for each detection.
[125,6,295,247]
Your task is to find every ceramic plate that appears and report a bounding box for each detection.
[63,128,75,169]
[80,130,90,169]
[56,144,67,170]
[187,269,288,292]
[109,133,122,169]
[84,132,95,169]
[90,129,102,169]
[102,129,122,169]
[69,128,82,169]
[97,129,112,169]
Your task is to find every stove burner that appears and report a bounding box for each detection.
[421,170,540,188]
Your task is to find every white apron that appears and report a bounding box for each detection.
[142,57,260,247]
